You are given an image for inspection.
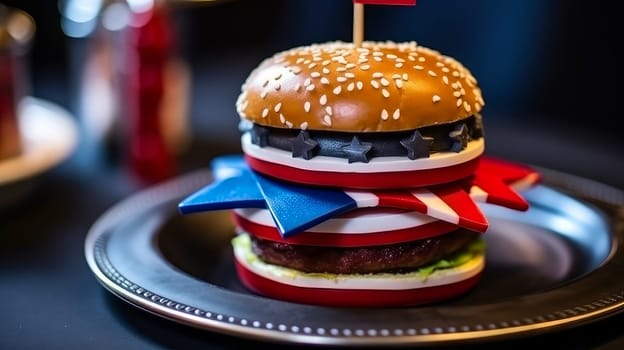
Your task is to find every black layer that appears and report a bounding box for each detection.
[243,115,483,163]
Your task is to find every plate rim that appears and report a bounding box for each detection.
[84,168,624,346]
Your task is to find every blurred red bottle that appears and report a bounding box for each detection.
[0,5,32,160]
[125,2,177,184]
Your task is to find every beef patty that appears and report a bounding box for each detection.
[250,229,479,274]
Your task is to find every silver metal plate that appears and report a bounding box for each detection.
[84,168,624,347]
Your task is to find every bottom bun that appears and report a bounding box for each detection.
[232,234,484,307]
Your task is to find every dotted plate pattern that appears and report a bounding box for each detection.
[85,168,624,346]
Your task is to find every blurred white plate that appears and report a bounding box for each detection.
[0,97,78,209]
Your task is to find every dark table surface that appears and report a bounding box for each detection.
[2,113,624,350]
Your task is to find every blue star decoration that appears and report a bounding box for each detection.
[342,136,373,163]
[292,130,319,159]
[400,130,434,159]
[179,155,357,236]
[449,123,470,152]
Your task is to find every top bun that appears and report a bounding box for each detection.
[236,41,484,133]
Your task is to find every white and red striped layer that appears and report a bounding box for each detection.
[231,157,540,307]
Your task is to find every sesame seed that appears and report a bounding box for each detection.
[381,109,389,120]
[374,57,382,62]
[453,91,462,97]
[452,71,460,77]
[346,63,356,69]
[392,74,401,79]
[322,60,331,66]
[407,56,416,61]
[322,67,330,74]
[372,72,384,78]
[382,89,390,98]
[285,121,293,128]
[418,57,426,62]
[358,58,368,64]
[373,51,384,57]
[360,64,370,71]
[260,91,268,99]
[395,79,403,89]
[432,95,441,103]
[395,63,403,68]
[345,72,355,78]
[456,98,463,107]
[325,106,333,115]
[337,76,347,83]
[371,80,380,89]
[428,70,437,77]
[320,95,327,105]
[300,122,309,129]
[274,103,282,112]
[356,81,363,90]
[467,75,477,85]
[323,115,332,126]
[413,65,424,70]
[333,86,342,95]
[336,67,347,72]
[396,58,405,63]
[392,109,400,120]
[436,62,445,67]
[320,77,330,85]
[304,78,311,86]
[442,76,449,85]
[402,73,408,81]
[306,84,315,91]
[311,71,321,78]
[380,78,390,87]
[296,58,305,64]
[262,108,269,117]
[347,82,355,91]
[464,101,471,112]
[387,54,397,59]
[442,67,450,73]
[279,114,286,124]
[304,101,311,112]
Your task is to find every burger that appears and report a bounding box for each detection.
[235,41,485,189]
[180,41,536,307]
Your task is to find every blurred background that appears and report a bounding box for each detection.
[1,0,622,187]
[2,3,624,349]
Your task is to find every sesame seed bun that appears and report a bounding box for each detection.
[235,41,486,189]
[236,41,484,132]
